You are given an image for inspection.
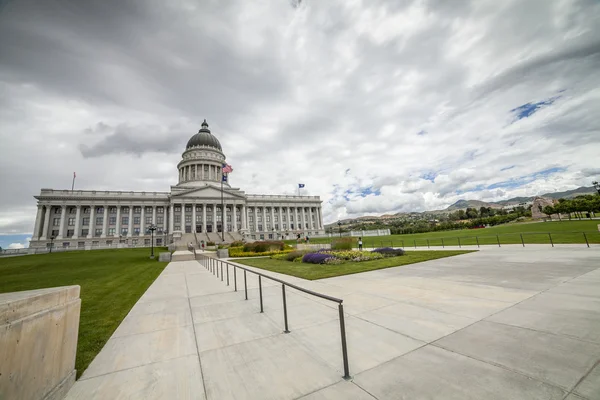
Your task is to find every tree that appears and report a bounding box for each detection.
[466,208,478,219]
[542,205,555,220]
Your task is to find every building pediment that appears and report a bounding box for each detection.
[171,185,246,200]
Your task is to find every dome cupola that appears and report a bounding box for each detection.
[185,119,222,151]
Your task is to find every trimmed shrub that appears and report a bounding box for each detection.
[230,240,245,247]
[302,252,335,264]
[372,247,405,257]
[331,237,354,250]
[243,241,285,253]
[207,241,215,246]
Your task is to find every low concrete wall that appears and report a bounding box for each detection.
[0,286,81,400]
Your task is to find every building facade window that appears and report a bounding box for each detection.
[185,206,192,212]
[95,228,102,236]
[145,207,152,213]
[69,207,76,214]
[184,215,191,223]
[68,217,75,226]
[67,230,74,237]
[96,217,103,226]
[109,217,116,225]
[175,206,181,212]
[96,207,104,214]
[145,216,152,224]
[134,217,140,224]
[134,207,141,213]
[258,224,263,231]
[81,229,89,236]
[122,217,129,225]
[55,207,62,214]
[157,207,164,213]
[83,207,90,214]
[108,228,116,236]
[249,216,254,222]
[175,215,181,223]
[109,207,117,214]
[134,227,140,235]
[82,217,89,226]
[157,216,164,224]
[53,218,60,226]
[174,225,181,231]
[266,216,271,222]
[51,229,59,237]
[121,228,128,235]
[122,206,129,213]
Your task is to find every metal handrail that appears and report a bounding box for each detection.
[195,253,351,379]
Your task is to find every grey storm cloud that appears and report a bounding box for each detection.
[1,0,600,238]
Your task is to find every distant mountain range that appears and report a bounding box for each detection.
[330,186,597,226]
[443,186,597,211]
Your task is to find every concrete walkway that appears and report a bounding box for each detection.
[66,246,600,399]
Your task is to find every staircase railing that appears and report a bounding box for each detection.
[195,254,351,379]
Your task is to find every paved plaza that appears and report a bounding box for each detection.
[65,246,600,399]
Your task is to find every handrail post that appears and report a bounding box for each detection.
[221,264,223,281]
[282,284,290,333]
[244,270,248,300]
[583,232,589,248]
[234,266,237,291]
[520,234,525,247]
[338,303,351,380]
[548,233,554,247]
[227,264,230,286]
[497,235,501,247]
[259,276,264,313]
[217,260,219,278]
[476,236,480,248]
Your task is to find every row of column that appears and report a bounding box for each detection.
[248,206,322,232]
[179,164,221,183]
[35,204,168,240]
[169,203,247,233]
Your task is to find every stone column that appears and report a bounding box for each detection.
[241,205,247,230]
[140,206,145,236]
[163,206,168,232]
[301,207,306,231]
[127,206,133,237]
[115,206,121,237]
[294,207,299,231]
[317,207,323,229]
[202,204,207,232]
[278,207,283,232]
[223,204,228,233]
[270,207,275,234]
[309,207,314,230]
[192,203,197,233]
[286,207,291,231]
[254,207,258,232]
[169,204,174,233]
[73,205,81,239]
[213,204,217,233]
[101,206,108,238]
[40,205,51,240]
[33,205,43,239]
[152,206,157,226]
[87,206,95,239]
[57,205,66,239]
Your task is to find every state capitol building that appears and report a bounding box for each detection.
[29,120,325,250]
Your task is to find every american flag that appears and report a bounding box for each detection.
[222,163,233,173]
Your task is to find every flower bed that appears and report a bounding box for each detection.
[229,246,293,258]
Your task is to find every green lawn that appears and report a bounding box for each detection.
[235,250,473,280]
[293,220,600,248]
[0,248,168,378]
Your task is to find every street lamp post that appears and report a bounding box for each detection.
[49,236,55,253]
[148,224,157,259]
[337,221,342,238]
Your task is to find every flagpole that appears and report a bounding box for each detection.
[221,172,225,242]
[71,173,76,192]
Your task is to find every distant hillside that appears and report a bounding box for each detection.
[326,186,597,227]
[446,199,502,211]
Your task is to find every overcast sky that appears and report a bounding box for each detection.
[1,0,599,248]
